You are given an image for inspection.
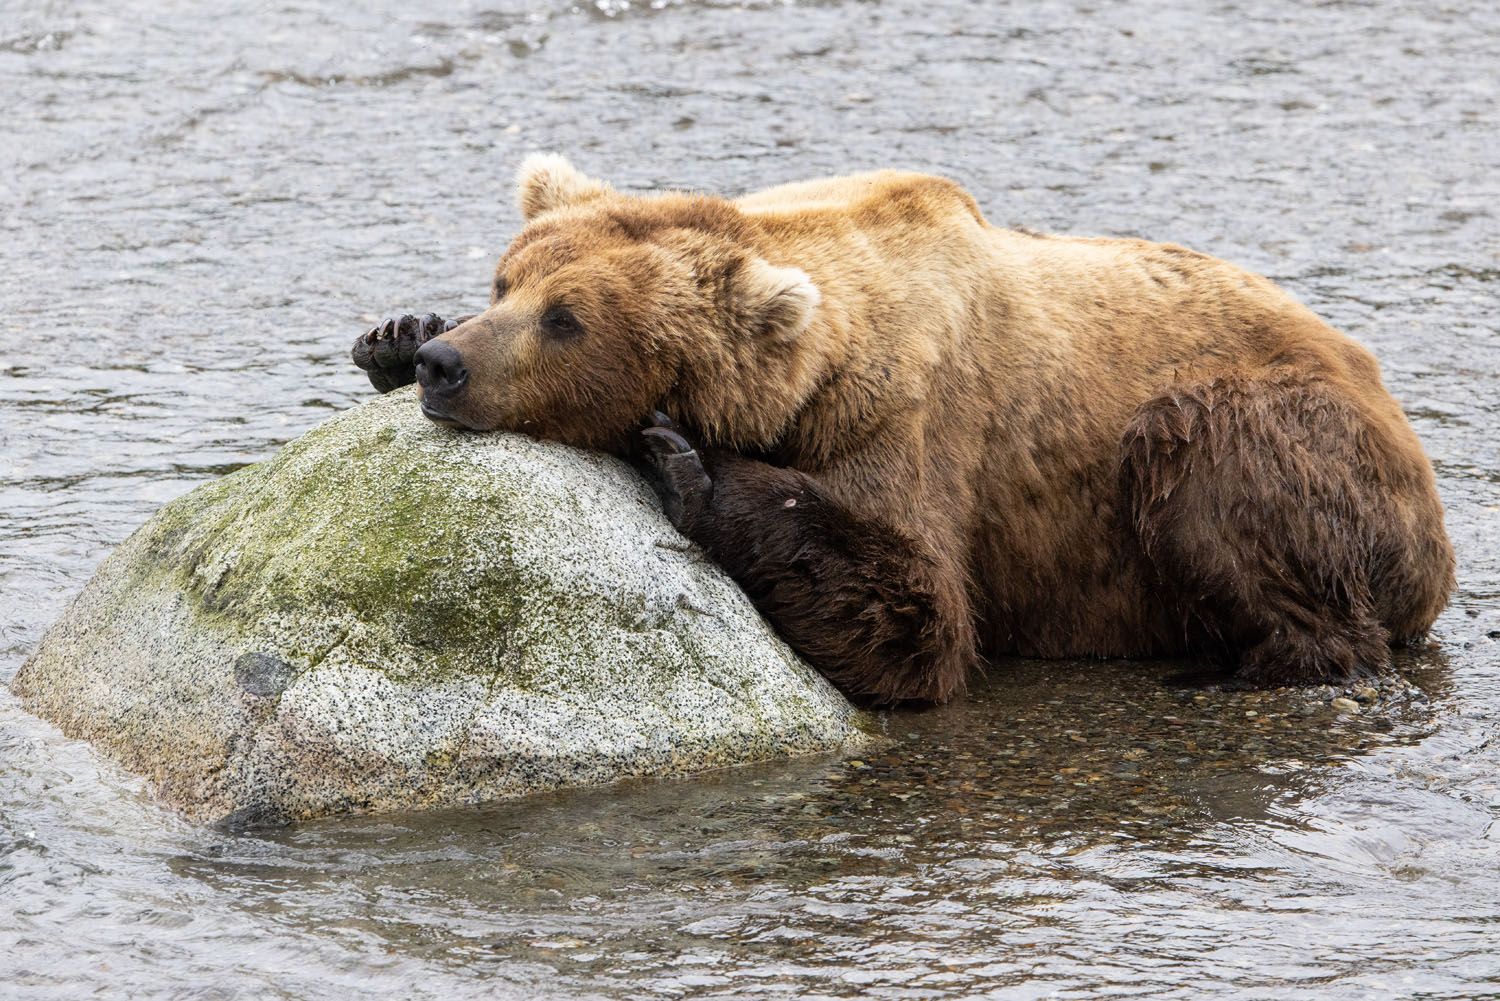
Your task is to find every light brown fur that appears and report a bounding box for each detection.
[396,156,1453,702]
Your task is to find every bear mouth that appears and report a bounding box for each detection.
[420,400,469,429]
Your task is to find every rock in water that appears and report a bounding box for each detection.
[11,388,866,826]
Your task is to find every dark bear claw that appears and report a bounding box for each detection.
[351,312,463,393]
[639,413,714,530]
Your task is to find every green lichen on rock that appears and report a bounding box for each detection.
[11,389,867,825]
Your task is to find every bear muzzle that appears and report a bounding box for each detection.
[414,340,470,425]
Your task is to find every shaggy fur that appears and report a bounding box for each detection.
[353,155,1454,705]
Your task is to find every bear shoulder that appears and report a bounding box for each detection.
[736,170,987,230]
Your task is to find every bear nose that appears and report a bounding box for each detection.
[414,340,469,399]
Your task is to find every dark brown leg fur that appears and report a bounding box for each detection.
[639,424,976,705]
[1121,369,1448,686]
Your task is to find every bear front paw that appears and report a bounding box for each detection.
[351,312,460,393]
[639,411,714,532]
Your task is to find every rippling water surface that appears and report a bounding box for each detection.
[3,0,1498,997]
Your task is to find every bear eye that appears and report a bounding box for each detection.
[491,276,509,302]
[540,305,583,340]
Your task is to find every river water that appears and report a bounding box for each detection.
[2,0,1498,997]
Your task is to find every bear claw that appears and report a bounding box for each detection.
[351,312,464,393]
[640,425,696,455]
[639,419,713,530]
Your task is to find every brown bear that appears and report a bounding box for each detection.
[351,154,1454,705]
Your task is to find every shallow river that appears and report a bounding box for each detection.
[3,0,1498,997]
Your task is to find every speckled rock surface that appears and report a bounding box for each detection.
[11,389,867,826]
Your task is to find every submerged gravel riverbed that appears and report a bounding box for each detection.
[3,0,1498,997]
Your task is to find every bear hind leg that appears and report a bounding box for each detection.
[1121,372,1418,686]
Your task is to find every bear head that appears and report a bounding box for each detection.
[414,154,823,452]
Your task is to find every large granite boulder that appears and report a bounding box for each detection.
[11,389,866,826]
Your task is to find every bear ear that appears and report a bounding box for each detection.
[515,153,613,221]
[733,258,821,342]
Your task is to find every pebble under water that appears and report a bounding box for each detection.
[2,0,1498,997]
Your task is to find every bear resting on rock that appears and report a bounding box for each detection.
[351,155,1453,705]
